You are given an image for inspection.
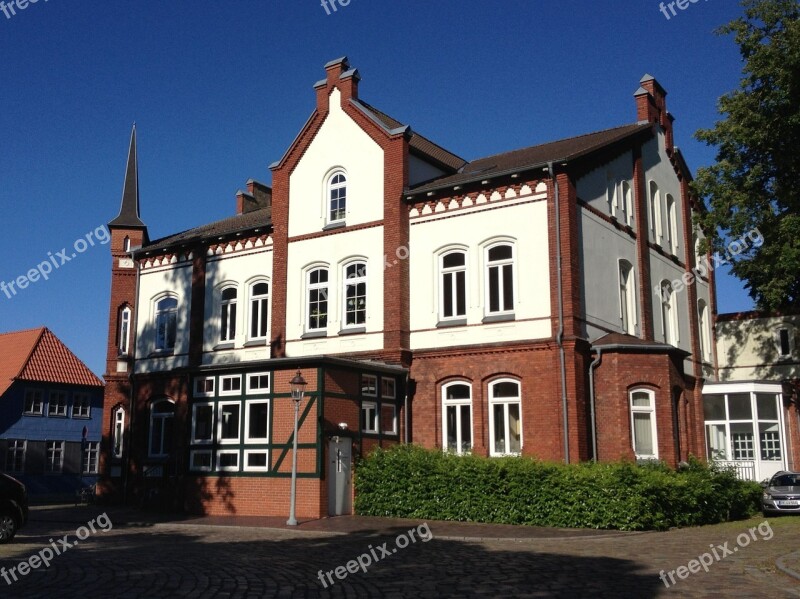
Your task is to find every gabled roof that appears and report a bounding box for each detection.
[138,207,272,255]
[408,123,653,195]
[0,328,103,397]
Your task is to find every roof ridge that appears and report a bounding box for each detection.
[0,326,46,337]
[145,207,271,249]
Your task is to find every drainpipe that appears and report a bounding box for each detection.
[588,348,603,461]
[549,162,570,463]
[403,372,410,444]
[124,257,142,504]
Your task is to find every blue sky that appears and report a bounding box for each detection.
[0,0,753,376]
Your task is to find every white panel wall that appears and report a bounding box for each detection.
[285,226,385,356]
[135,262,192,373]
[288,88,384,237]
[409,199,551,350]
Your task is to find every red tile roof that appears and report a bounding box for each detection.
[0,327,103,396]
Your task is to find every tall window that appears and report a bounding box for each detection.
[665,194,678,254]
[82,442,99,474]
[776,327,794,358]
[249,282,269,340]
[440,251,467,320]
[5,440,25,472]
[307,268,328,331]
[328,172,347,223]
[192,403,214,444]
[621,181,633,226]
[220,287,237,342]
[606,176,617,215]
[218,402,241,444]
[46,441,64,473]
[343,261,367,327]
[698,300,711,361]
[442,382,472,454]
[489,380,522,456]
[486,244,514,315]
[118,305,131,355]
[630,390,658,459]
[113,407,125,459]
[649,181,662,242]
[149,399,175,457]
[618,260,636,335]
[155,296,178,351]
[660,281,677,345]
[123,236,131,252]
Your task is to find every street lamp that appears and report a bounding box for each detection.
[287,369,307,526]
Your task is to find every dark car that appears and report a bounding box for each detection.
[762,471,800,516]
[0,472,28,543]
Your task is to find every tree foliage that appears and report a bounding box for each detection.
[693,0,800,310]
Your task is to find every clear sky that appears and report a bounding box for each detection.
[0,0,754,377]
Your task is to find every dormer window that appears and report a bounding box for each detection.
[328,172,347,224]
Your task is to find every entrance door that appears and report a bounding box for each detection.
[327,438,352,516]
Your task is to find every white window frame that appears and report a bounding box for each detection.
[46,440,64,473]
[82,441,100,474]
[189,450,213,472]
[630,389,658,460]
[361,401,379,434]
[72,393,91,418]
[342,260,367,328]
[618,260,637,335]
[660,281,678,345]
[149,399,175,458]
[219,375,242,397]
[5,440,25,472]
[220,286,238,343]
[48,391,68,417]
[621,180,633,226]
[246,372,271,394]
[485,242,515,316]
[118,305,131,356]
[194,377,215,398]
[217,401,242,444]
[243,449,270,472]
[439,249,468,321]
[442,382,473,455]
[306,267,329,333]
[381,378,396,399]
[665,194,678,254]
[327,170,347,224]
[216,449,240,472]
[607,176,617,215]
[244,399,270,443]
[361,374,377,397]
[381,404,398,435]
[112,407,125,459]
[154,295,178,351]
[248,280,270,341]
[23,389,43,415]
[698,300,711,362]
[649,181,662,242]
[488,380,523,456]
[191,402,215,445]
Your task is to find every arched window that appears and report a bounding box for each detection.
[123,236,131,252]
[307,268,329,332]
[155,296,178,351]
[698,300,711,361]
[489,380,522,456]
[665,194,678,254]
[649,181,662,242]
[328,172,347,224]
[618,260,636,335]
[485,243,514,315]
[343,261,367,327]
[442,382,472,454]
[659,281,677,345]
[630,389,658,459]
[220,287,237,342]
[118,305,131,355]
[440,250,467,320]
[249,281,269,340]
[149,399,175,457]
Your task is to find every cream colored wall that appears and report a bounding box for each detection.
[717,314,800,381]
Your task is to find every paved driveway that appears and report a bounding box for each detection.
[0,507,798,598]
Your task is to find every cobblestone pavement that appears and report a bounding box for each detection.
[0,507,798,598]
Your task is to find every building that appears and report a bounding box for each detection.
[0,327,104,499]
[99,57,800,518]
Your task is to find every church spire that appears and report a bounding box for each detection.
[109,124,146,229]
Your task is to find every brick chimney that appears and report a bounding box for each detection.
[236,179,272,214]
[635,74,674,153]
[314,56,360,112]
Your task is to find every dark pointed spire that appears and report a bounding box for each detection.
[109,124,146,228]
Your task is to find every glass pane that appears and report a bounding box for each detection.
[756,393,779,421]
[446,384,470,400]
[455,271,466,316]
[488,266,500,312]
[731,423,754,460]
[631,392,651,407]
[442,252,465,268]
[493,404,506,454]
[703,395,726,420]
[633,413,653,456]
[727,394,752,420]
[219,453,238,468]
[706,424,727,460]
[252,282,268,296]
[220,405,240,439]
[508,403,521,453]
[502,264,514,310]
[151,419,163,454]
[492,382,519,399]
[446,405,457,452]
[195,405,213,441]
[460,405,472,452]
[248,403,269,439]
[247,453,268,468]
[443,272,453,317]
[488,245,512,262]
[779,328,791,355]
[222,288,237,300]
[759,422,782,460]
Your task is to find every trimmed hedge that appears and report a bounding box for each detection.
[354,445,762,531]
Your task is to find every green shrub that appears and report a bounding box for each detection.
[354,445,761,531]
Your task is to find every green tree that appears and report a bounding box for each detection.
[693,0,800,310]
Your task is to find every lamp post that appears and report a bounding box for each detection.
[287,369,307,526]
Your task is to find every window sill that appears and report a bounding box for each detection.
[339,327,366,336]
[437,318,467,328]
[482,313,515,324]
[148,350,174,358]
[243,339,268,347]
[213,342,235,351]
[301,330,328,339]
[323,221,346,231]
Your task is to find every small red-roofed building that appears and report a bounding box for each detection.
[0,327,104,499]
